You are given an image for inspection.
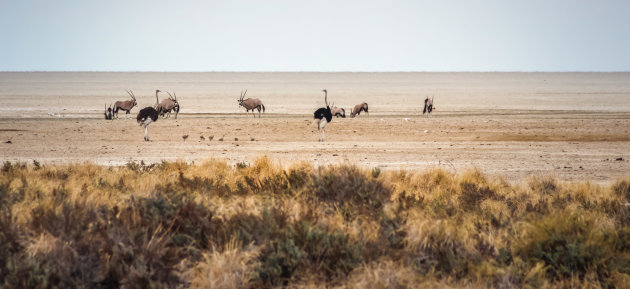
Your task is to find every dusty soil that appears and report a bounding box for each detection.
[1,110,629,184]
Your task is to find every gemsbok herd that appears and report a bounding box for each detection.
[104,89,435,141]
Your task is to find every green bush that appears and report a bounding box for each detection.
[256,220,363,287]
[308,165,391,220]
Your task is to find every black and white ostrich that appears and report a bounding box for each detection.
[313,89,333,142]
[136,106,159,141]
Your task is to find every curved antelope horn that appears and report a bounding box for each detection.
[173,91,177,102]
[166,91,174,99]
[128,90,137,101]
[239,90,243,101]
[243,89,247,98]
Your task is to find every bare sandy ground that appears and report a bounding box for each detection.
[1,110,628,184]
[1,72,629,183]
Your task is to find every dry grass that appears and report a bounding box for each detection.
[189,238,260,289]
[1,158,629,288]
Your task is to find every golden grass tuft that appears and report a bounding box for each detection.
[1,157,629,288]
[189,238,260,289]
[343,259,417,289]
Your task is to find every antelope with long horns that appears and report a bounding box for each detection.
[313,89,333,141]
[136,106,159,141]
[423,96,435,117]
[331,106,346,118]
[104,103,113,120]
[350,102,369,118]
[237,90,266,118]
[113,90,138,119]
[156,91,180,119]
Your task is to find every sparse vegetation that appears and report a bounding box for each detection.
[1,158,629,288]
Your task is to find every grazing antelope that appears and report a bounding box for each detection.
[350,102,369,118]
[331,106,346,118]
[313,89,333,142]
[113,90,138,119]
[157,91,180,119]
[104,103,113,120]
[423,96,435,116]
[237,90,266,118]
[136,106,159,141]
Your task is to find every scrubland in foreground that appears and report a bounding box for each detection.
[1,157,630,288]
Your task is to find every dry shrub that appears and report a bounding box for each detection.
[458,169,490,188]
[1,159,630,288]
[528,175,559,195]
[344,259,416,289]
[479,199,511,228]
[388,168,456,209]
[513,210,627,287]
[211,195,264,222]
[24,232,87,286]
[255,218,364,287]
[565,182,608,205]
[26,233,76,268]
[189,239,260,289]
[612,179,630,202]
[308,165,391,220]
[458,181,497,212]
[239,157,305,196]
[404,210,479,277]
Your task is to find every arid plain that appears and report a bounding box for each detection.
[1,72,629,183]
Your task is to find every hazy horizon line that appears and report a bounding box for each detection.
[2,70,629,73]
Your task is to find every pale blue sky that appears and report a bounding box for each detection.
[1,0,629,71]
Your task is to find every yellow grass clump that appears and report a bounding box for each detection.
[189,238,260,289]
[1,159,629,288]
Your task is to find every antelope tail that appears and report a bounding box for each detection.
[262,104,265,113]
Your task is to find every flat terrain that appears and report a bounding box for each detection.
[1,72,629,184]
[1,110,629,184]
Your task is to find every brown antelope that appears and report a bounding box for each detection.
[113,90,138,118]
[313,89,333,141]
[331,106,346,118]
[237,90,266,118]
[156,91,180,119]
[350,102,369,118]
